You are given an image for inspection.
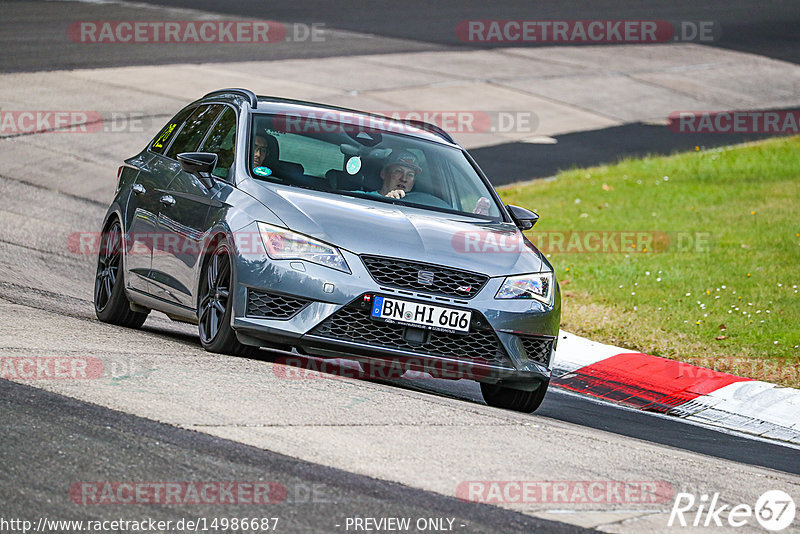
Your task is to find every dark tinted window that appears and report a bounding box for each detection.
[165,104,224,160]
[150,106,194,154]
[199,107,237,180]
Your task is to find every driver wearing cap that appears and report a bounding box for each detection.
[377,150,421,199]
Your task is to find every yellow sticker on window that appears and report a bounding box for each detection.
[152,123,177,150]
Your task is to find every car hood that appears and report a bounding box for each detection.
[241,180,546,277]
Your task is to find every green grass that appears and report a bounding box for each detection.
[498,136,800,386]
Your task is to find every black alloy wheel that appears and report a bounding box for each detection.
[198,239,254,356]
[94,219,149,327]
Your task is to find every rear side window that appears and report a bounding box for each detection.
[199,107,237,180]
[165,104,224,160]
[150,106,194,154]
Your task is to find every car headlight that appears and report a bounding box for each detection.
[495,272,554,305]
[257,222,350,273]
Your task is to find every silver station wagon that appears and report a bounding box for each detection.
[94,89,561,412]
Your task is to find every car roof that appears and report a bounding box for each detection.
[200,88,457,146]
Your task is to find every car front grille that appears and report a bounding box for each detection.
[519,335,554,367]
[309,299,507,363]
[360,255,488,299]
[246,289,311,320]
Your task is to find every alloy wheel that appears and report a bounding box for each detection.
[94,222,122,312]
[199,245,231,344]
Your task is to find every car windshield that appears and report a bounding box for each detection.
[248,111,503,220]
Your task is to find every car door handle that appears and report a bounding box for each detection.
[132,183,146,195]
[159,195,176,207]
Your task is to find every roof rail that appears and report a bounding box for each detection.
[397,119,455,144]
[203,88,258,108]
[255,95,456,144]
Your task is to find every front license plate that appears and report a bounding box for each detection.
[370,296,471,334]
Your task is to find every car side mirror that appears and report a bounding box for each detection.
[506,205,539,230]
[177,152,218,189]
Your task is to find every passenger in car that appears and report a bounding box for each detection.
[253,135,270,167]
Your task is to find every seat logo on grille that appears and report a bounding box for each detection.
[417,270,435,285]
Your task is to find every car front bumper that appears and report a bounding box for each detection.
[230,238,560,387]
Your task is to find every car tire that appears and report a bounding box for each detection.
[94,219,149,328]
[480,380,549,413]
[198,238,255,357]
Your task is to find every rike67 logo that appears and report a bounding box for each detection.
[669,490,796,531]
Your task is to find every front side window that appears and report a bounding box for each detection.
[248,112,502,219]
[165,104,224,160]
[199,107,237,180]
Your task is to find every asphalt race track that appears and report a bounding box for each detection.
[2,1,798,181]
[0,379,583,533]
[1,1,799,532]
[5,0,800,70]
